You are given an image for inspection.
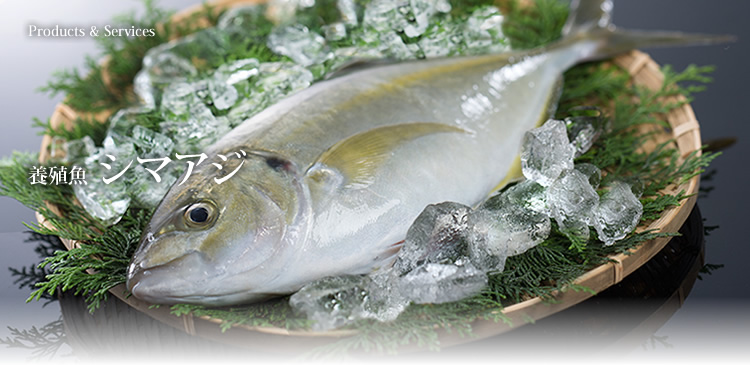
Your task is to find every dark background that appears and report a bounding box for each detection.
[1,0,748,361]
[613,0,749,301]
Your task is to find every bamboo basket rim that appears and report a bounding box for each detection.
[34,0,703,351]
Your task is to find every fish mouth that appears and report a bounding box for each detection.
[126,252,278,306]
[127,251,203,303]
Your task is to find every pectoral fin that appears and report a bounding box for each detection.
[307,122,466,188]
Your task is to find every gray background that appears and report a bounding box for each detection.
[1,0,748,360]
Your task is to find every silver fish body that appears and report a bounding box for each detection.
[128,49,570,304]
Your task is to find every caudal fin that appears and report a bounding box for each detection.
[562,0,735,62]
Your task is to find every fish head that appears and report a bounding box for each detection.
[126,150,309,306]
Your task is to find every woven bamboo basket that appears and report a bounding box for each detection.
[36,0,703,352]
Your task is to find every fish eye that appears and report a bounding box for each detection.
[190,207,209,222]
[184,201,217,228]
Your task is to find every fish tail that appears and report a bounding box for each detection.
[559,0,735,63]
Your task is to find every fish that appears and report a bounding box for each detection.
[126,0,728,306]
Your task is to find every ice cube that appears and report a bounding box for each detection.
[74,177,130,226]
[106,108,148,144]
[160,81,206,117]
[259,62,314,96]
[360,0,455,60]
[140,49,198,84]
[322,22,347,41]
[435,0,452,13]
[217,5,267,30]
[413,0,452,34]
[208,59,261,110]
[337,0,359,26]
[226,62,313,125]
[126,124,180,206]
[480,181,552,258]
[392,202,472,276]
[547,169,599,241]
[160,81,232,153]
[290,269,414,330]
[266,0,314,24]
[377,31,418,60]
[362,269,409,322]
[224,93,267,127]
[418,22,460,58]
[221,59,261,85]
[404,0,435,38]
[158,29,232,78]
[465,210,507,270]
[485,180,548,214]
[469,199,550,260]
[621,177,645,198]
[160,114,231,155]
[569,123,595,157]
[291,260,488,330]
[75,137,137,225]
[267,25,331,67]
[364,0,450,38]
[568,121,603,158]
[593,181,643,246]
[96,136,137,173]
[133,71,156,109]
[363,0,410,33]
[289,275,371,332]
[564,109,606,157]
[208,77,238,111]
[127,164,177,209]
[399,262,487,304]
[130,125,174,159]
[134,48,198,107]
[521,119,576,187]
[574,163,601,190]
[64,136,96,164]
[463,6,508,55]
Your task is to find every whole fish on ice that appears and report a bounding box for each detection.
[126,0,726,306]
